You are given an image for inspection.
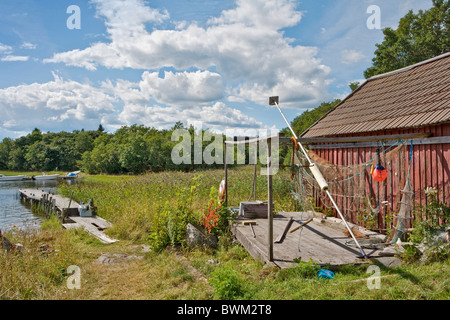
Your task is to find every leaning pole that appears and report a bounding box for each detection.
[269,96,368,259]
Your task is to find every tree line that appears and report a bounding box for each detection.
[0,123,230,174]
[1,1,446,174]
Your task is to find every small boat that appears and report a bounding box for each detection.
[61,170,81,180]
[66,170,81,178]
[32,173,59,180]
[0,174,27,181]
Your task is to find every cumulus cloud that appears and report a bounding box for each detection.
[0,73,116,134]
[209,0,302,30]
[341,49,366,65]
[116,101,266,136]
[139,70,223,107]
[0,72,267,138]
[1,55,29,62]
[44,0,330,109]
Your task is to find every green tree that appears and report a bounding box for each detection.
[81,134,121,174]
[349,81,360,92]
[364,0,450,78]
[281,99,341,138]
[0,138,13,169]
[119,135,150,173]
[98,124,105,132]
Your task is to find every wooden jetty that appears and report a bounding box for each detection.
[231,211,387,269]
[19,189,117,244]
[224,134,395,269]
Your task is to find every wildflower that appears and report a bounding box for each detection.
[424,186,438,196]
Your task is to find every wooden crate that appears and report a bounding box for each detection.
[239,201,272,218]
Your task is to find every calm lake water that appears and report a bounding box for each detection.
[0,179,71,232]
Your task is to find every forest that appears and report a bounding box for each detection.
[0,123,226,174]
[2,0,448,175]
[0,97,343,175]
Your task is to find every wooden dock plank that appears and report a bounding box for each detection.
[63,216,117,244]
[19,188,79,214]
[231,212,384,268]
[19,188,117,244]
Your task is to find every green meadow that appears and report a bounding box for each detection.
[1,167,449,300]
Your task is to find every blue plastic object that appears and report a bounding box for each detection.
[318,269,335,279]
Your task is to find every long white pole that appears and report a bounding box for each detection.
[273,100,368,259]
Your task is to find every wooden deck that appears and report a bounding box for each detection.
[19,188,117,244]
[19,188,80,216]
[63,216,117,244]
[231,211,386,269]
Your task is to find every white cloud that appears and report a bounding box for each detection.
[341,49,366,65]
[44,0,330,109]
[20,42,37,50]
[208,0,302,30]
[0,72,267,137]
[0,73,116,134]
[1,55,29,62]
[115,101,267,136]
[0,43,12,54]
[139,70,223,107]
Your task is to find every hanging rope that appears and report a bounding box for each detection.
[289,140,407,229]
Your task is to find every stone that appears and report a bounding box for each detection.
[186,223,218,248]
[95,253,143,264]
[372,256,403,268]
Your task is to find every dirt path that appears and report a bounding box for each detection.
[65,245,214,300]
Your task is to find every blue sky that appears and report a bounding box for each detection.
[0,0,433,139]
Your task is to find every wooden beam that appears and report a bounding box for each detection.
[301,132,431,145]
[267,138,274,262]
[225,134,291,146]
[309,135,450,150]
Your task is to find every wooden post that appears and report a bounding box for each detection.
[224,142,228,206]
[267,138,274,262]
[253,145,258,201]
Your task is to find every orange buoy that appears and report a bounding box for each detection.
[372,163,387,182]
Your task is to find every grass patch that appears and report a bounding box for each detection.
[2,167,449,300]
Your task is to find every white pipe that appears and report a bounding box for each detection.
[326,190,368,258]
[273,101,312,165]
[273,100,368,259]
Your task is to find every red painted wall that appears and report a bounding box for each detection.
[311,123,450,230]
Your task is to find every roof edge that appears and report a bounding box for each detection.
[300,79,368,137]
[301,51,450,138]
[367,51,450,81]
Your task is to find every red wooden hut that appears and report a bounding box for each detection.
[299,52,450,231]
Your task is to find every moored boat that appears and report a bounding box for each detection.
[0,174,27,181]
[65,170,81,178]
[32,173,59,180]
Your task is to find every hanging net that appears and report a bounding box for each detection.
[289,139,413,234]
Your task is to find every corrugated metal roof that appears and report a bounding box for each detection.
[302,53,450,138]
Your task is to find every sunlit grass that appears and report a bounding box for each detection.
[57,167,297,242]
[2,167,449,300]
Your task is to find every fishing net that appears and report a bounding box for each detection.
[289,139,412,232]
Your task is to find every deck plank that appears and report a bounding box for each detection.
[63,216,117,244]
[19,188,117,244]
[231,212,384,268]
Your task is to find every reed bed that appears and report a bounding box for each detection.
[57,167,296,243]
[2,167,449,300]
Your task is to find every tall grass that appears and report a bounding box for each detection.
[57,167,296,243]
[2,167,450,300]
[0,224,82,299]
